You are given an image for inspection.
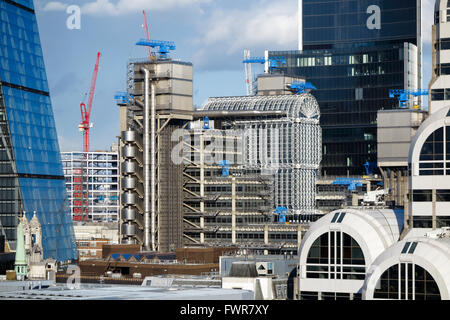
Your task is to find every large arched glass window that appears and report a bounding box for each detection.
[374,263,441,300]
[306,231,365,280]
[418,127,450,176]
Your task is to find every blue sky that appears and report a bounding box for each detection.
[33,0,434,152]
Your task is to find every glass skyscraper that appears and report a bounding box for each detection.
[270,0,421,176]
[0,0,77,261]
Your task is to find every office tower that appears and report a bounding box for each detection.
[271,0,421,176]
[0,0,77,261]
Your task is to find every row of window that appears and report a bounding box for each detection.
[412,190,450,202]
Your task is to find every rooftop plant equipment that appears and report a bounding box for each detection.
[389,89,429,108]
[136,39,176,59]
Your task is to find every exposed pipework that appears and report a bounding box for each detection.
[151,79,156,251]
[142,67,155,251]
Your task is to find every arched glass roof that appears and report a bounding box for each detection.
[201,94,320,121]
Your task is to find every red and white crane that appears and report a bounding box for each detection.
[79,51,101,152]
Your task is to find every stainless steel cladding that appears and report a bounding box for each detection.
[121,130,137,143]
[121,223,137,236]
[122,192,137,205]
[122,208,137,221]
[122,177,137,190]
[122,145,138,158]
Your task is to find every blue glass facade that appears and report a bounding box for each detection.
[0,0,77,261]
[303,0,419,50]
[269,0,420,176]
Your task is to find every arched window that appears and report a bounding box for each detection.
[306,231,365,280]
[374,263,441,300]
[418,127,450,176]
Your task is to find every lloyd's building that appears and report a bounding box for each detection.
[0,0,77,261]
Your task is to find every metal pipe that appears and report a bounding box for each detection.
[142,68,151,250]
[151,81,156,251]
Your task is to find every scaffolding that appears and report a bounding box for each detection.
[200,94,322,216]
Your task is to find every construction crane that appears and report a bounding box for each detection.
[142,10,152,61]
[242,53,287,95]
[79,51,101,152]
[288,81,317,94]
[136,39,176,59]
[389,89,429,109]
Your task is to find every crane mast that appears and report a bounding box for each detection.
[143,10,152,60]
[79,51,101,152]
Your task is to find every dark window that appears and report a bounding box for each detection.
[413,216,433,228]
[374,263,440,300]
[412,190,432,202]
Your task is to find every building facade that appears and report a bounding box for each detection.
[430,0,450,114]
[271,0,421,176]
[62,150,119,222]
[0,0,77,261]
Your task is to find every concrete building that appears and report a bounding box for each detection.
[430,0,450,114]
[62,149,119,222]
[0,0,77,262]
[73,222,119,261]
[377,109,427,207]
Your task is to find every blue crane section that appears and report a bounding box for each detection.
[289,81,317,94]
[136,39,176,59]
[389,89,429,108]
[242,56,287,72]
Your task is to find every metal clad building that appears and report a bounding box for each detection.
[0,0,77,261]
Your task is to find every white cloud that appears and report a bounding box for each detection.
[43,1,68,11]
[80,0,211,16]
[193,0,298,71]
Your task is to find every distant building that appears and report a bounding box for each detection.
[61,149,119,222]
[73,222,119,261]
[271,0,421,176]
[0,0,76,261]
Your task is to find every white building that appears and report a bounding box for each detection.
[62,149,119,222]
[297,208,403,300]
[408,105,450,229]
[363,229,450,300]
[430,0,450,114]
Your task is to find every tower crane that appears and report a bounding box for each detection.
[242,52,287,95]
[389,89,429,109]
[79,51,101,152]
[136,39,176,59]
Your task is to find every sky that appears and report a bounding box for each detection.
[33,0,435,152]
